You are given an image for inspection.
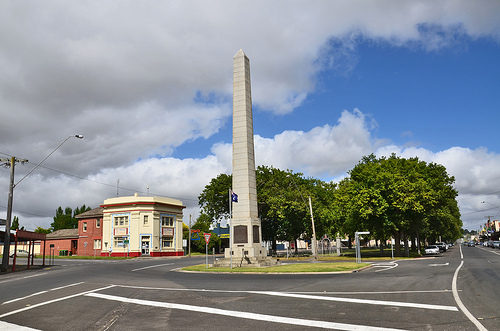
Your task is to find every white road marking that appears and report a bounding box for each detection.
[0,272,46,285]
[251,291,458,311]
[0,285,115,318]
[0,321,40,330]
[131,263,174,272]
[86,292,407,331]
[2,282,85,305]
[453,246,488,331]
[429,263,449,267]
[372,262,398,272]
[112,284,457,311]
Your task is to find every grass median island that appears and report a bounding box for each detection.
[182,262,366,273]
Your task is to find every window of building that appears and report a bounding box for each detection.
[143,215,149,226]
[162,238,173,248]
[94,239,101,249]
[114,216,129,227]
[83,222,87,232]
[96,219,100,228]
[114,237,125,248]
[161,215,174,227]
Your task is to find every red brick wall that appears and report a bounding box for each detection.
[43,239,75,256]
[77,217,103,256]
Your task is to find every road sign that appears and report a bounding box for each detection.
[204,233,211,244]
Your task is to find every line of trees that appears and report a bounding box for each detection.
[197,154,462,257]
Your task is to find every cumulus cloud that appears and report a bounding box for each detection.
[1,1,499,232]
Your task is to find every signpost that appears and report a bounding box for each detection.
[203,233,211,269]
[355,231,370,263]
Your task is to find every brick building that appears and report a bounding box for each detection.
[44,229,78,256]
[76,207,103,256]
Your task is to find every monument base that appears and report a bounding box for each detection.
[213,255,280,268]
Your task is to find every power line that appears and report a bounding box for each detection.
[0,151,198,203]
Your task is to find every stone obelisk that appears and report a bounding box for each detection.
[223,50,269,265]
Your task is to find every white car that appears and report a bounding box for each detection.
[9,249,35,258]
[425,245,440,255]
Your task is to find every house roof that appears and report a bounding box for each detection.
[46,228,79,239]
[75,207,103,219]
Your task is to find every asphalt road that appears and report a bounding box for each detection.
[0,244,499,330]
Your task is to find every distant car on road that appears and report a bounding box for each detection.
[492,241,500,249]
[424,245,440,255]
[435,242,448,251]
[467,241,475,247]
[9,249,35,258]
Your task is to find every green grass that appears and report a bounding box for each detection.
[182,262,366,273]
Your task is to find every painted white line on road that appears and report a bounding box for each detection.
[252,291,458,311]
[111,284,457,311]
[0,285,115,318]
[2,282,85,305]
[0,321,40,330]
[477,247,500,256]
[429,263,449,267]
[0,272,47,285]
[86,292,407,331]
[131,263,174,272]
[2,290,48,305]
[372,262,398,272]
[453,247,488,331]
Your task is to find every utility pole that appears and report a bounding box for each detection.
[1,157,28,272]
[1,134,83,272]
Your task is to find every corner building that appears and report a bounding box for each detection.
[101,193,185,257]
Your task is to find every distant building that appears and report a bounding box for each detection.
[101,193,185,257]
[76,207,103,256]
[44,229,79,256]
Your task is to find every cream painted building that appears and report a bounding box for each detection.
[101,193,185,257]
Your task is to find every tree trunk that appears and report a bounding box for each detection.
[404,234,409,257]
[394,231,401,257]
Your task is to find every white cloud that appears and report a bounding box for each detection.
[1,1,499,232]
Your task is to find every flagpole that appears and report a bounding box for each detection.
[229,189,233,269]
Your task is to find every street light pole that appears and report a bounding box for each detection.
[308,196,318,260]
[287,175,318,259]
[0,135,83,272]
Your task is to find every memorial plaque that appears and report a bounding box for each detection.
[253,225,260,243]
[234,225,248,243]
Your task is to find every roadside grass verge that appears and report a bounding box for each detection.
[182,262,366,273]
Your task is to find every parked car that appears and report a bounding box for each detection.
[9,249,35,258]
[424,245,440,255]
[492,241,500,249]
[435,242,448,251]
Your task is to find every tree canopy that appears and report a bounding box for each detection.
[334,154,461,256]
[198,154,462,257]
[50,205,91,231]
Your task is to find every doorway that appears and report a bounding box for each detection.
[141,236,150,255]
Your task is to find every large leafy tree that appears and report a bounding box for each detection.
[198,166,336,252]
[335,154,461,256]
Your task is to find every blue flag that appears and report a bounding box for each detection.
[231,191,238,203]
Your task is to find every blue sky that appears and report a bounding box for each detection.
[1,1,500,232]
[175,35,500,168]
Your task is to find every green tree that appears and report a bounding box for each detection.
[198,174,232,222]
[34,226,51,234]
[11,216,25,231]
[334,154,461,256]
[51,205,92,231]
[198,166,337,253]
